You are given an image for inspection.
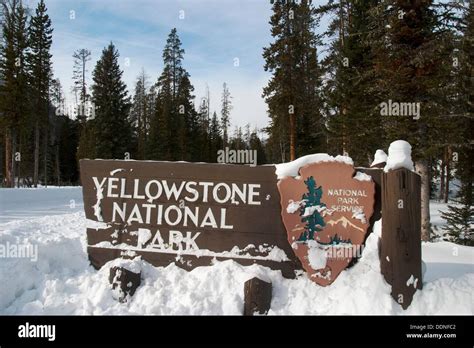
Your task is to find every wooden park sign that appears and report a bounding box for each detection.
[80,158,376,285]
[80,156,423,310]
[80,160,302,278]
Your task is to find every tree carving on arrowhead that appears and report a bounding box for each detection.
[298,176,326,242]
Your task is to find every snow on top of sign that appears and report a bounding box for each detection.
[384,140,415,172]
[275,154,353,179]
[353,171,372,182]
[371,149,388,167]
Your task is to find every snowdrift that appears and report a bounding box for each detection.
[0,189,472,315]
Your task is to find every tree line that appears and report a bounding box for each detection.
[0,0,471,244]
[263,0,472,244]
[0,1,266,190]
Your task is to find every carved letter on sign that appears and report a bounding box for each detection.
[278,162,375,286]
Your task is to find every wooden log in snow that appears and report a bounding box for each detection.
[243,277,272,315]
[109,266,141,303]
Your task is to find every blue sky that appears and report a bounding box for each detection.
[24,0,281,131]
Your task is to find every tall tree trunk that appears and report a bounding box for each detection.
[466,142,473,207]
[55,142,60,186]
[17,138,21,188]
[339,0,346,157]
[33,120,40,187]
[289,113,296,161]
[279,139,285,163]
[138,101,143,160]
[43,126,48,187]
[341,106,347,155]
[11,130,17,188]
[439,149,445,201]
[444,146,451,203]
[4,129,12,187]
[416,160,431,241]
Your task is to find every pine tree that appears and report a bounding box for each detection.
[176,73,198,161]
[197,97,210,162]
[441,204,473,246]
[76,119,96,160]
[130,69,150,159]
[249,128,267,165]
[440,1,473,246]
[72,48,91,122]
[318,0,384,165]
[50,78,63,185]
[148,81,171,160]
[263,0,324,162]
[429,3,465,203]
[229,125,245,150]
[298,176,326,241]
[220,82,231,147]
[28,0,53,186]
[89,42,131,159]
[208,111,222,162]
[148,28,191,161]
[373,0,456,241]
[73,48,94,162]
[0,0,30,187]
[57,115,79,184]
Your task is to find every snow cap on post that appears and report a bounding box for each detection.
[371,149,388,168]
[383,140,414,172]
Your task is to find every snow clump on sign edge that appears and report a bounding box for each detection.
[275,154,353,179]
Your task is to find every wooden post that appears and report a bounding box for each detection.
[243,277,272,316]
[381,168,422,309]
[109,266,141,303]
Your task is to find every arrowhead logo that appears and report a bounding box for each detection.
[277,162,375,286]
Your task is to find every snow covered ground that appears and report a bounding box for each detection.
[0,187,472,315]
[0,187,83,223]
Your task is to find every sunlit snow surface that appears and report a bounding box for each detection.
[0,187,83,223]
[0,187,472,314]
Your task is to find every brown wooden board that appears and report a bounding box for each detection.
[381,168,422,309]
[80,159,302,278]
